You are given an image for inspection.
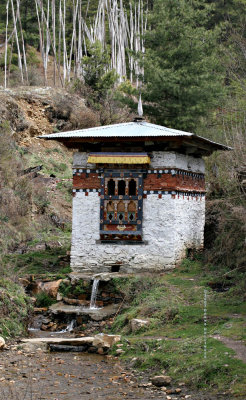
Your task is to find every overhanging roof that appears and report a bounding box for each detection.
[38,121,231,155]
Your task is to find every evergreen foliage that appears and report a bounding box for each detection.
[143,0,225,131]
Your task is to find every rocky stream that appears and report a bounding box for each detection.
[0,273,235,400]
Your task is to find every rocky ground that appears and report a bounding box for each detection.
[0,347,232,400]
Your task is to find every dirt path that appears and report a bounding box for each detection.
[213,335,246,363]
[0,348,235,400]
[0,350,162,400]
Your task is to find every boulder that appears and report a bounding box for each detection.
[92,334,121,349]
[0,336,5,350]
[151,375,172,387]
[130,318,150,332]
[38,279,63,298]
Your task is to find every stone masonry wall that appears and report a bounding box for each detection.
[151,151,205,173]
[73,151,205,173]
[70,192,205,273]
[71,192,177,273]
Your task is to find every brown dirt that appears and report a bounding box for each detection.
[213,335,246,363]
[0,86,98,147]
[0,349,233,400]
[0,351,161,400]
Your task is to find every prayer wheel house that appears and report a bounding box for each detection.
[39,116,229,274]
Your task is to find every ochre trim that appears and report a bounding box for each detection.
[88,153,150,164]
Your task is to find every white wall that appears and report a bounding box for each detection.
[70,150,206,273]
[70,192,205,273]
[151,151,205,173]
[73,151,205,173]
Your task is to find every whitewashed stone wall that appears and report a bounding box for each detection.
[151,151,205,173]
[70,192,205,273]
[73,151,205,174]
[174,195,205,263]
[71,150,205,273]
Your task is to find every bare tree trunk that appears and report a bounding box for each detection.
[68,0,78,82]
[62,0,67,83]
[4,0,10,89]
[36,0,63,87]
[8,36,14,86]
[16,0,28,84]
[10,0,24,83]
[45,0,51,85]
[35,0,46,85]
[52,0,56,86]
[58,0,62,85]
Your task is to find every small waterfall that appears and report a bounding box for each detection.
[59,319,76,333]
[90,279,100,309]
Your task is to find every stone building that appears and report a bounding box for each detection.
[39,116,229,273]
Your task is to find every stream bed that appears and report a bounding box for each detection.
[0,350,160,400]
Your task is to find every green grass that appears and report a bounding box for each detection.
[0,278,32,339]
[35,292,56,307]
[110,259,246,396]
[114,337,245,395]
[3,247,71,276]
[24,150,72,179]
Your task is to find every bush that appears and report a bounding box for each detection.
[0,278,31,339]
[35,292,56,308]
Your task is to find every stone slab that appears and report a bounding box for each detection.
[21,337,94,345]
[49,302,119,321]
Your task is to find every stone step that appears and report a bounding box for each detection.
[21,337,94,346]
[20,334,121,354]
[49,302,119,321]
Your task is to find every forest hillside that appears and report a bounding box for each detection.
[0,1,245,396]
[0,0,245,279]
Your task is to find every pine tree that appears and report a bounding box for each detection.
[143,0,225,131]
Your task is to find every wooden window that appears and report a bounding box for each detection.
[107,201,114,221]
[108,179,115,195]
[100,171,143,242]
[128,200,136,221]
[129,179,136,196]
[118,180,126,195]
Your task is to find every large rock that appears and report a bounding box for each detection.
[151,375,172,387]
[92,334,121,349]
[130,318,150,332]
[49,302,119,321]
[35,279,63,298]
[0,336,5,350]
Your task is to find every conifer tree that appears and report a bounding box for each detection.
[143,0,225,131]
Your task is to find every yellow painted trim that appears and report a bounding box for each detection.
[88,156,150,164]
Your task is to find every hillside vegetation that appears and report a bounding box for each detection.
[110,260,246,397]
[0,1,245,397]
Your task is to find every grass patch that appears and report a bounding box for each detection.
[110,259,246,396]
[3,247,71,276]
[35,292,56,307]
[58,279,91,297]
[0,278,32,339]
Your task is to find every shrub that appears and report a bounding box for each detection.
[35,292,56,308]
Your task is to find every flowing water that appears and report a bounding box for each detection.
[89,279,100,309]
[59,319,76,333]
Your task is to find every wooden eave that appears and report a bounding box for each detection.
[46,135,228,156]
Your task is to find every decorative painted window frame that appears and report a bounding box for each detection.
[99,169,144,243]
